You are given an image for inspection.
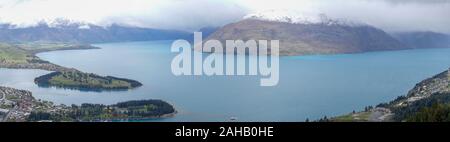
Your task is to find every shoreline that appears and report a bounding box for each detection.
[0,43,175,122]
[108,111,178,122]
[1,85,177,122]
[0,43,99,72]
[1,42,143,92]
[330,68,450,122]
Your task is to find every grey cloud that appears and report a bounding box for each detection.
[102,0,248,32]
[375,0,450,5]
[0,0,448,33]
[315,0,450,33]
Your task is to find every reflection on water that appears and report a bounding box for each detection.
[1,40,450,121]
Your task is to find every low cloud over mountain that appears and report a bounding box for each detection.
[0,0,448,33]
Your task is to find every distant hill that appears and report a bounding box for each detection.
[393,32,450,49]
[0,23,191,43]
[186,27,219,42]
[197,27,219,38]
[206,19,407,56]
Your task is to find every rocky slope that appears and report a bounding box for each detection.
[332,68,450,122]
[395,69,450,107]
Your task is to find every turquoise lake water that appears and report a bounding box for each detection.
[1,40,449,121]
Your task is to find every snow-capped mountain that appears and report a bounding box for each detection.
[0,18,191,43]
[44,18,92,29]
[206,16,406,55]
[244,10,364,27]
[2,18,92,29]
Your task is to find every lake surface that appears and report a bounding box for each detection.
[1,40,450,121]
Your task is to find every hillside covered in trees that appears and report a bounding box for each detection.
[28,100,176,122]
[34,71,142,91]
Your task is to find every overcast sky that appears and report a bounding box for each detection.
[0,0,449,33]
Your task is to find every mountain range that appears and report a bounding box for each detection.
[0,22,191,43]
[393,31,450,49]
[201,11,449,56]
[206,19,410,55]
[1,16,449,56]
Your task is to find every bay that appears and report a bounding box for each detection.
[1,40,449,121]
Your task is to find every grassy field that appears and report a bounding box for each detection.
[332,111,372,122]
[1,42,97,64]
[0,43,30,64]
[15,42,97,53]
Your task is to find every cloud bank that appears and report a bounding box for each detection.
[0,0,247,31]
[314,0,450,33]
[0,0,449,33]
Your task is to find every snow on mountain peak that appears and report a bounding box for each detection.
[42,18,92,29]
[244,10,319,23]
[1,18,93,29]
[244,10,365,27]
